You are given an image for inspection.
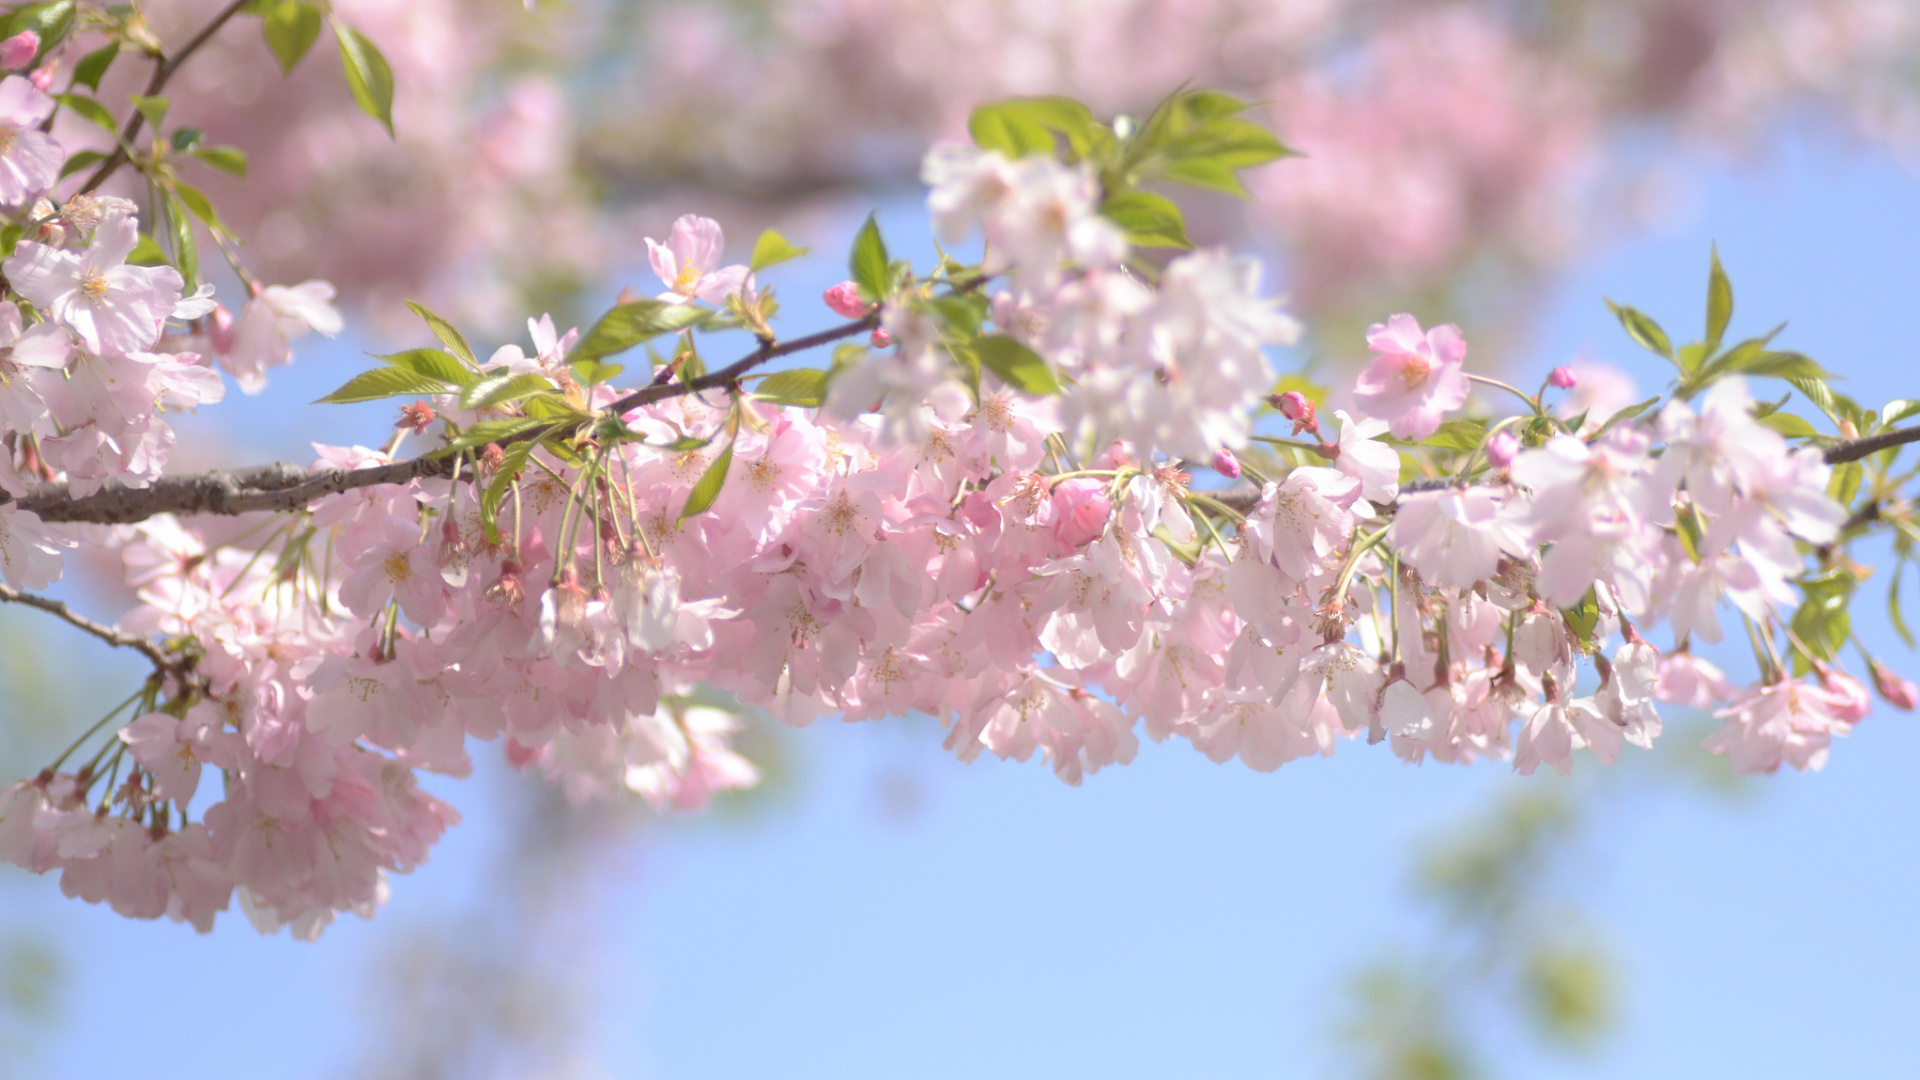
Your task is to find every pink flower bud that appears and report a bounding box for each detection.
[1548,366,1578,389]
[1271,390,1318,435]
[1050,477,1111,551]
[1485,430,1520,469]
[824,281,872,319]
[1871,660,1919,710]
[1211,447,1242,479]
[207,304,236,355]
[0,31,38,71]
[869,327,893,348]
[27,62,52,92]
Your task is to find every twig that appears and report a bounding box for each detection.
[76,0,255,195]
[606,313,880,416]
[1824,425,1920,465]
[0,581,173,672]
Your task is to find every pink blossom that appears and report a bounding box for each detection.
[1485,429,1519,468]
[0,31,38,71]
[1390,486,1531,589]
[823,281,872,318]
[1049,478,1111,550]
[220,281,343,393]
[647,214,755,305]
[0,74,57,204]
[1352,313,1471,440]
[6,205,183,356]
[1706,678,1851,774]
[1547,365,1578,389]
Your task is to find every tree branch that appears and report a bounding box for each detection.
[1824,425,1920,465]
[76,0,254,195]
[606,312,880,415]
[0,581,174,672]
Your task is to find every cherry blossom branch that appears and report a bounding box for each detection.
[606,312,883,415]
[76,0,255,195]
[1824,425,1920,464]
[0,581,174,672]
[11,457,466,525]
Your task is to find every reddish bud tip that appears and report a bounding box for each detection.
[1548,366,1578,390]
[1871,660,1919,710]
[870,327,893,348]
[0,31,40,71]
[1485,430,1520,469]
[1211,447,1242,479]
[823,281,874,319]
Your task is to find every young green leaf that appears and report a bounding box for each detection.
[164,194,196,288]
[130,94,168,132]
[1603,300,1674,361]
[1882,399,1920,428]
[1589,396,1662,439]
[974,334,1059,395]
[332,22,394,135]
[57,149,105,180]
[850,213,890,302]
[0,2,73,54]
[573,300,708,363]
[405,301,477,367]
[263,0,323,74]
[679,440,735,520]
[753,367,830,407]
[316,367,455,404]
[446,417,547,452]
[749,229,809,271]
[1706,245,1733,352]
[188,145,248,178]
[71,41,118,90]
[570,359,625,387]
[127,234,170,267]
[479,440,536,544]
[1099,190,1192,249]
[1759,411,1819,439]
[1421,420,1487,452]
[461,372,553,412]
[1829,460,1864,504]
[171,181,227,235]
[379,348,476,388]
[54,92,116,132]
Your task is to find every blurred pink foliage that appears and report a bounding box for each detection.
[69,0,1920,332]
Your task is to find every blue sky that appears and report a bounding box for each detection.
[6,130,1920,1079]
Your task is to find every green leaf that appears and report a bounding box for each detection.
[263,0,323,74]
[446,417,546,452]
[127,233,169,267]
[570,359,624,387]
[927,292,987,337]
[1829,460,1864,504]
[1890,565,1915,649]
[164,194,196,288]
[1156,156,1246,197]
[1883,399,1920,428]
[130,94,168,132]
[188,145,247,178]
[573,300,708,363]
[1738,351,1828,381]
[968,96,1099,158]
[1759,411,1819,439]
[1604,300,1673,361]
[461,373,553,411]
[850,213,890,303]
[1421,420,1488,452]
[316,366,455,404]
[379,347,475,387]
[974,334,1059,395]
[72,41,118,91]
[479,440,536,545]
[170,181,226,234]
[1562,588,1601,642]
[332,22,394,135]
[404,301,476,368]
[54,92,116,132]
[753,367,830,407]
[57,149,105,180]
[170,128,204,152]
[1591,396,1662,439]
[1099,190,1191,249]
[679,440,734,520]
[1706,245,1733,352]
[749,229,808,271]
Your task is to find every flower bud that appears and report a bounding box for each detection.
[27,62,52,92]
[1271,390,1318,435]
[1547,366,1578,389]
[1871,660,1919,710]
[1485,430,1520,469]
[1211,447,1242,479]
[869,327,893,348]
[0,31,38,70]
[1050,477,1111,551]
[823,281,873,319]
